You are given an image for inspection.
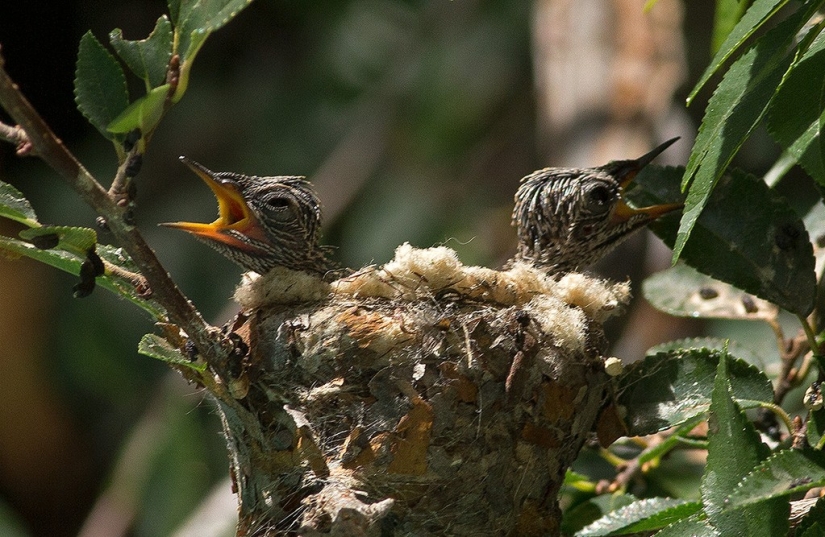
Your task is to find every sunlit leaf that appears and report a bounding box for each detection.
[172,29,209,102]
[177,0,256,38]
[675,4,818,260]
[701,354,787,537]
[576,498,701,536]
[688,0,788,104]
[561,494,637,536]
[19,225,97,256]
[646,338,763,366]
[110,15,173,89]
[643,264,778,321]
[172,0,255,101]
[637,416,706,465]
[107,84,170,134]
[653,515,719,537]
[725,449,825,509]
[139,333,205,371]
[74,31,129,140]
[173,0,250,64]
[767,26,825,187]
[629,165,816,316]
[711,0,749,56]
[563,470,595,493]
[617,348,773,436]
[0,180,39,227]
[0,236,164,318]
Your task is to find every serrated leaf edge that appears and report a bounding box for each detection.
[726,449,825,510]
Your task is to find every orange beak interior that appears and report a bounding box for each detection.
[610,197,683,225]
[161,158,269,250]
[610,154,683,225]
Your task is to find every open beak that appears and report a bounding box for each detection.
[160,157,269,251]
[609,137,683,225]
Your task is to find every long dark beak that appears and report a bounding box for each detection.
[611,137,680,187]
[609,137,683,225]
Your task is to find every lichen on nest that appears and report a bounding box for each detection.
[234,243,631,355]
[224,243,633,535]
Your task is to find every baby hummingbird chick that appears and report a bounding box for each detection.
[162,158,334,276]
[512,138,682,274]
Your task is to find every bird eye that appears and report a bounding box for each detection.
[266,197,290,209]
[263,196,296,222]
[584,185,613,214]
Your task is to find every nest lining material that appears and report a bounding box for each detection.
[234,242,630,355]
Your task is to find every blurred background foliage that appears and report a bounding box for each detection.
[0,1,812,535]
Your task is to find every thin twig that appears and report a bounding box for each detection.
[0,48,229,365]
[774,330,811,405]
[108,143,140,203]
[0,119,33,155]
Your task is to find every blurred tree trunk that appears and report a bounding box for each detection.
[531,0,697,358]
[532,0,687,164]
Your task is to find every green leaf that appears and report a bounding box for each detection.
[702,354,788,536]
[138,334,205,371]
[637,416,707,465]
[74,31,129,140]
[711,0,749,56]
[0,180,39,227]
[564,469,594,488]
[562,494,638,536]
[688,0,788,104]
[0,234,83,272]
[109,15,173,89]
[643,263,778,321]
[576,498,702,536]
[808,408,825,448]
[629,165,817,316]
[172,0,255,101]
[767,26,825,187]
[176,0,255,38]
[0,236,164,318]
[725,449,825,509]
[647,338,763,366]
[653,515,719,537]
[19,225,97,256]
[172,30,209,102]
[168,0,181,25]
[617,348,773,436]
[802,522,825,537]
[675,4,817,261]
[107,84,170,135]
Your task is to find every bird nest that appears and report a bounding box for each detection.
[221,244,631,536]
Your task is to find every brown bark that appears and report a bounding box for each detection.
[207,245,630,536]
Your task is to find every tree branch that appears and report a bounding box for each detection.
[0,48,229,364]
